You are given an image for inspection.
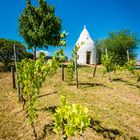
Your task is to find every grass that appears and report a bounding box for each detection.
[0,66,140,140]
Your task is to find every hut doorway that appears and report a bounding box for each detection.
[86,51,91,64]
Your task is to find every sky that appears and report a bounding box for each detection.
[0,0,140,59]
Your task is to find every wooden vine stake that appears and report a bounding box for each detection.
[75,46,78,89]
[61,64,64,81]
[127,50,130,62]
[127,50,131,77]
[13,44,21,101]
[11,66,16,89]
[93,58,98,77]
[105,49,111,81]
[75,57,78,89]
[93,46,98,77]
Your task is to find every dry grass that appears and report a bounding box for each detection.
[0,66,140,140]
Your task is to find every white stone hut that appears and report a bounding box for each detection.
[76,25,96,65]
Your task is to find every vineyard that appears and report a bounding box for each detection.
[0,0,140,139]
[0,65,140,140]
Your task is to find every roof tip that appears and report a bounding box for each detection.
[84,25,86,29]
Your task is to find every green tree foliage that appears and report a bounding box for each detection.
[102,29,139,66]
[53,96,90,139]
[18,0,66,60]
[0,38,25,70]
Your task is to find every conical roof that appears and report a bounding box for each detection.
[76,25,94,45]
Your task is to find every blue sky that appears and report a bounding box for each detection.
[0,0,140,59]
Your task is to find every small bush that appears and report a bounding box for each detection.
[53,96,90,139]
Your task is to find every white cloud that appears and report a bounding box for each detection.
[36,50,51,57]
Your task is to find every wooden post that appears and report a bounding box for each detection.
[75,59,78,89]
[31,122,37,140]
[127,50,130,62]
[93,58,98,77]
[105,49,108,59]
[127,50,132,77]
[105,49,111,81]
[114,62,117,74]
[33,46,36,61]
[14,44,21,101]
[74,46,78,89]
[61,64,64,81]
[11,66,16,89]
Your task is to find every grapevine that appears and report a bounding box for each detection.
[123,59,140,82]
[53,96,90,140]
[66,59,75,85]
[123,59,136,75]
[17,49,65,139]
[66,45,80,86]
[101,53,114,81]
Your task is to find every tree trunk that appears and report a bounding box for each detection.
[33,47,36,61]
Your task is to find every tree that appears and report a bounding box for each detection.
[102,29,139,66]
[0,38,25,70]
[18,0,66,60]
